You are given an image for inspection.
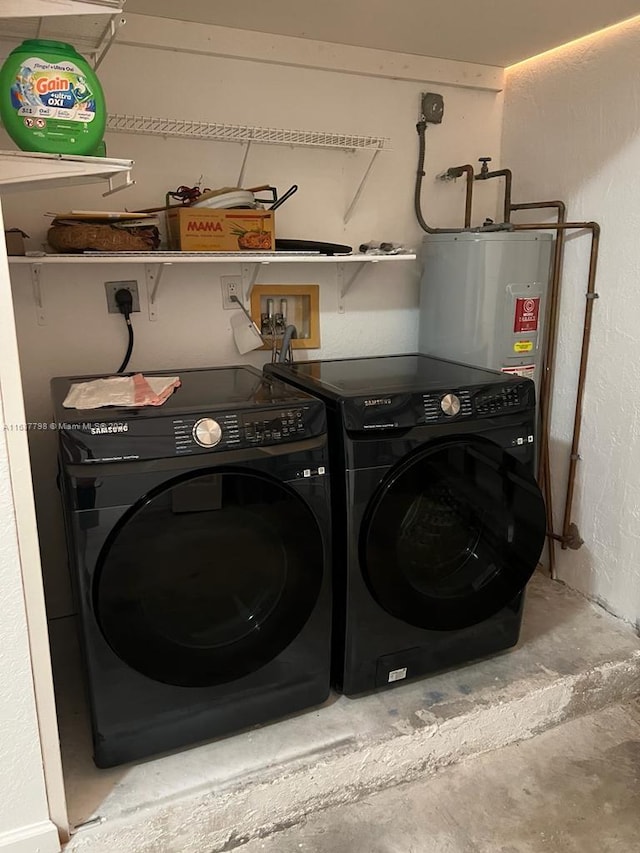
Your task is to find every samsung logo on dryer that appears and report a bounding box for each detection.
[90,423,129,435]
[363,398,393,407]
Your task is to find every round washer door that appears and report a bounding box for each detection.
[94,468,324,687]
[360,437,546,631]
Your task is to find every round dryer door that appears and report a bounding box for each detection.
[94,468,324,687]
[360,437,546,631]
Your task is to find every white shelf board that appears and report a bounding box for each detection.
[9,252,416,265]
[2,0,122,16]
[0,2,123,57]
[0,150,133,192]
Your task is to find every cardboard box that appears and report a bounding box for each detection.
[4,228,28,256]
[167,208,275,252]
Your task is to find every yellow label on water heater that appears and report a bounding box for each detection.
[514,340,533,353]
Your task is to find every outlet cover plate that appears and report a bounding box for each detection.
[221,275,242,310]
[105,281,140,314]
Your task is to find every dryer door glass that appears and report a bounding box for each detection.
[361,438,546,630]
[94,469,324,687]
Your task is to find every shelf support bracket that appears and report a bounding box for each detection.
[243,262,268,302]
[344,147,382,225]
[337,261,371,312]
[93,14,126,71]
[102,168,135,197]
[237,141,253,187]
[145,263,172,321]
[30,263,46,326]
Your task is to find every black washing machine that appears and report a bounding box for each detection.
[265,354,547,696]
[53,365,331,766]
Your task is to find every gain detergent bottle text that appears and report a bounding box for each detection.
[0,40,106,156]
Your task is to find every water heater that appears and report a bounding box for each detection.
[418,232,553,383]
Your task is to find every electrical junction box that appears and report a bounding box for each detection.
[421,92,444,123]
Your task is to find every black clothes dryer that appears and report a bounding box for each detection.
[53,365,331,766]
[265,354,546,696]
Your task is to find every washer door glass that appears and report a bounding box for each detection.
[361,438,546,630]
[95,469,324,687]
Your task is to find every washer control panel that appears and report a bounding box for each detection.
[421,382,529,424]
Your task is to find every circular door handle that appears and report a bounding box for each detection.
[440,393,461,417]
[193,418,222,447]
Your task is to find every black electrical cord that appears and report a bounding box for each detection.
[115,288,134,373]
[415,119,464,235]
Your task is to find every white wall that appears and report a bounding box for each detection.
[0,199,59,850]
[502,18,640,628]
[0,398,59,853]
[2,19,503,617]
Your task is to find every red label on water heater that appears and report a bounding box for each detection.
[514,297,540,333]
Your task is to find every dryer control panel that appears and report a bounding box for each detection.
[343,380,534,432]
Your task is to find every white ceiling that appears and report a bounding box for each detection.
[125,0,640,67]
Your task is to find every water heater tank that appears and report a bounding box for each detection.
[418,231,553,383]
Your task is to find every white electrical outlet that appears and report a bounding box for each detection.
[221,275,242,310]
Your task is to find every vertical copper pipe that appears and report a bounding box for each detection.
[510,201,566,485]
[508,201,567,576]
[512,221,600,552]
[474,168,513,223]
[446,164,475,227]
[561,225,600,547]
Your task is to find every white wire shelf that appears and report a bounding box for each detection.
[106,114,392,151]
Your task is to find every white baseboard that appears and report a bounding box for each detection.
[0,821,60,853]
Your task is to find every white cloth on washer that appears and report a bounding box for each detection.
[63,374,181,409]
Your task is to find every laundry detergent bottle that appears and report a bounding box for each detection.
[0,39,106,156]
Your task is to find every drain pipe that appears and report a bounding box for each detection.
[512,220,601,556]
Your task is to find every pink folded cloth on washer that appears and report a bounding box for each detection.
[62,374,181,409]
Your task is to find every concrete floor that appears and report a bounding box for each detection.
[54,573,640,852]
[240,701,640,853]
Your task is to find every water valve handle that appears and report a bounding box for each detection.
[478,157,492,176]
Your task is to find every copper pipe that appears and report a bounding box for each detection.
[512,221,600,551]
[510,200,567,577]
[475,168,513,223]
[542,438,556,577]
[446,165,475,227]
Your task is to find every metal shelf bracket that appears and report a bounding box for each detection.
[145,262,172,321]
[102,167,135,197]
[243,262,270,302]
[344,147,382,224]
[93,14,126,70]
[30,263,46,325]
[337,260,375,312]
[237,141,252,187]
